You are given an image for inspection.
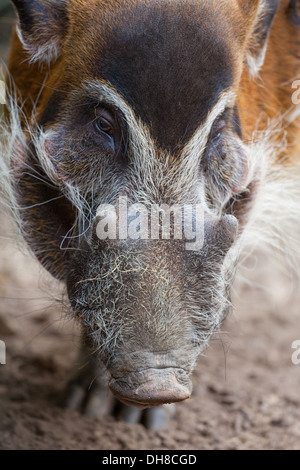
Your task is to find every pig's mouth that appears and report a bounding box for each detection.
[109,367,192,408]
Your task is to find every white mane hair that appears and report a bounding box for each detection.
[238,124,300,280]
[0,87,25,238]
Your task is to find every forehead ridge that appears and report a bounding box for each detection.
[74,1,235,151]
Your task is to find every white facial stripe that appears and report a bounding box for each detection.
[83,79,157,167]
[181,90,236,160]
[83,80,235,178]
[83,79,142,136]
[172,90,236,189]
[84,80,234,147]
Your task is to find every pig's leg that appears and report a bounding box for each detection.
[117,401,176,431]
[64,345,114,417]
[64,344,174,430]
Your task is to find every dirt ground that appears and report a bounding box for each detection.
[0,211,300,451]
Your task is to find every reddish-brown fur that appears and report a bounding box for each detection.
[7,0,300,158]
[238,0,300,160]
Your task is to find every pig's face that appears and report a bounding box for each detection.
[9,0,280,406]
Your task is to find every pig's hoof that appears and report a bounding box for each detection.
[63,353,115,417]
[65,381,175,430]
[63,354,175,430]
[63,366,175,430]
[116,402,176,431]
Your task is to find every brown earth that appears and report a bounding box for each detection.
[0,212,300,450]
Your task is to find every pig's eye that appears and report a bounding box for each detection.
[96,118,113,135]
[94,108,115,137]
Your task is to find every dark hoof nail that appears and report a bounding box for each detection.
[144,404,176,431]
[64,384,85,411]
[118,405,143,424]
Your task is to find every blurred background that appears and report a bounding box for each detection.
[0,1,14,61]
[1,0,300,450]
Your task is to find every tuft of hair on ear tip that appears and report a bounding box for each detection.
[245,0,280,78]
[11,0,69,64]
[287,0,300,29]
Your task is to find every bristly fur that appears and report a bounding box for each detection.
[0,88,289,239]
[1,82,300,261]
[0,87,25,238]
[1,87,300,349]
[2,0,300,405]
[12,0,68,65]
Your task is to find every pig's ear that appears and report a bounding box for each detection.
[11,0,68,63]
[287,0,300,29]
[240,0,280,77]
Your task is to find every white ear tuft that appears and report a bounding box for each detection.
[11,0,68,63]
[246,0,280,77]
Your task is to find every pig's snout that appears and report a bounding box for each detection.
[109,367,192,408]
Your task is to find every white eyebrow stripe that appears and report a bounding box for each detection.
[83,78,141,132]
[83,80,235,181]
[83,79,160,187]
[180,89,236,161]
[82,81,237,203]
[84,80,235,152]
[83,78,156,157]
[84,80,235,154]
[174,90,236,188]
